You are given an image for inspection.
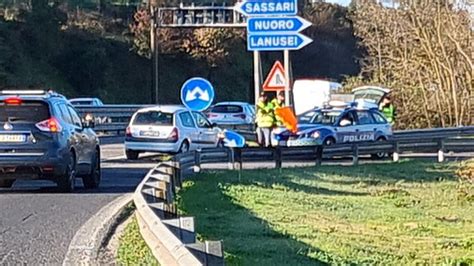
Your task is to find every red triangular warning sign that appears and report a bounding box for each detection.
[263,61,286,91]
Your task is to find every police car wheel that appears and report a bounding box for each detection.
[371,138,387,159]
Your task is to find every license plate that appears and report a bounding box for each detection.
[0,134,26,143]
[140,131,160,137]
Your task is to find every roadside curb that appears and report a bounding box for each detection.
[62,193,133,266]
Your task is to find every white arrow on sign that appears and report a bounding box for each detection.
[185,87,210,102]
[247,16,312,34]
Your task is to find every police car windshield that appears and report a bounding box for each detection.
[298,110,341,125]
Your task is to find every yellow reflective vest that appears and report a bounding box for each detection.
[271,99,285,127]
[256,101,274,128]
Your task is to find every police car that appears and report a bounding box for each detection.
[271,102,392,153]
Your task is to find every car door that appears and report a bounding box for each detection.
[335,110,362,144]
[66,105,92,174]
[177,111,200,151]
[356,111,377,142]
[192,111,218,149]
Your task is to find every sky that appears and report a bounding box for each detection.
[324,0,352,6]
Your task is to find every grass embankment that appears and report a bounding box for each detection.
[117,216,159,265]
[178,160,474,265]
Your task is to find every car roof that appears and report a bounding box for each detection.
[69,98,99,102]
[136,105,187,114]
[213,102,250,106]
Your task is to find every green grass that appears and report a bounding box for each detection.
[117,215,159,266]
[177,160,474,265]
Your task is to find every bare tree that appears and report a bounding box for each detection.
[349,0,473,128]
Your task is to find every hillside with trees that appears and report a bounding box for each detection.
[0,0,360,104]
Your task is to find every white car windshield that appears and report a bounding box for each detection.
[211,105,244,113]
[298,110,341,125]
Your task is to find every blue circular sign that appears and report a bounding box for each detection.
[180,78,215,112]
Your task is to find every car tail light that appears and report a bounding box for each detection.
[168,127,179,141]
[35,117,62,133]
[233,114,246,119]
[126,127,132,137]
[4,97,22,105]
[207,113,218,118]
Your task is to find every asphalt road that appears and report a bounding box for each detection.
[1,137,472,264]
[0,138,156,265]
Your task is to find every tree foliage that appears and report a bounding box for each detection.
[129,4,243,66]
[349,0,473,128]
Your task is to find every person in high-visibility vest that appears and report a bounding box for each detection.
[379,94,396,125]
[271,91,285,127]
[255,92,274,147]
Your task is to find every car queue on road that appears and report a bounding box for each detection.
[0,83,396,191]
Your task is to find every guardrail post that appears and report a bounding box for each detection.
[235,148,242,171]
[393,141,400,162]
[194,150,201,173]
[228,148,235,170]
[173,157,182,189]
[352,144,359,166]
[438,139,445,163]
[315,146,323,166]
[275,147,282,169]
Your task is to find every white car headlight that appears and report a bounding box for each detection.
[311,131,321,139]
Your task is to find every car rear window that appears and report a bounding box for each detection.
[211,105,243,113]
[0,100,50,123]
[71,101,93,106]
[133,111,173,126]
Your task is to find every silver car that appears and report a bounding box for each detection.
[206,102,255,127]
[124,105,222,159]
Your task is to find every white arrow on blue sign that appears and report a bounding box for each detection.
[247,16,312,34]
[180,77,215,112]
[247,33,313,51]
[236,0,298,17]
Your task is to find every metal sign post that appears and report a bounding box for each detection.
[284,50,290,106]
[238,0,313,103]
[253,51,260,105]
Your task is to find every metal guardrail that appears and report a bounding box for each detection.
[133,130,474,265]
[76,105,255,135]
[76,105,474,140]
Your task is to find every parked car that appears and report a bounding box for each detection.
[0,90,100,191]
[272,103,392,157]
[69,98,104,106]
[124,105,223,159]
[206,102,255,127]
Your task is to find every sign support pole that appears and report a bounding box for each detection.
[253,51,260,105]
[284,49,290,106]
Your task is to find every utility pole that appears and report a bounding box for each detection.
[150,0,159,104]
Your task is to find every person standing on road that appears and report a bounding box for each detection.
[271,91,286,127]
[256,92,274,147]
[379,94,396,126]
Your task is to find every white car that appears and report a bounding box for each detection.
[206,102,255,126]
[124,105,223,159]
[69,98,104,106]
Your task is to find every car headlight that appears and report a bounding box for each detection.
[311,131,321,139]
